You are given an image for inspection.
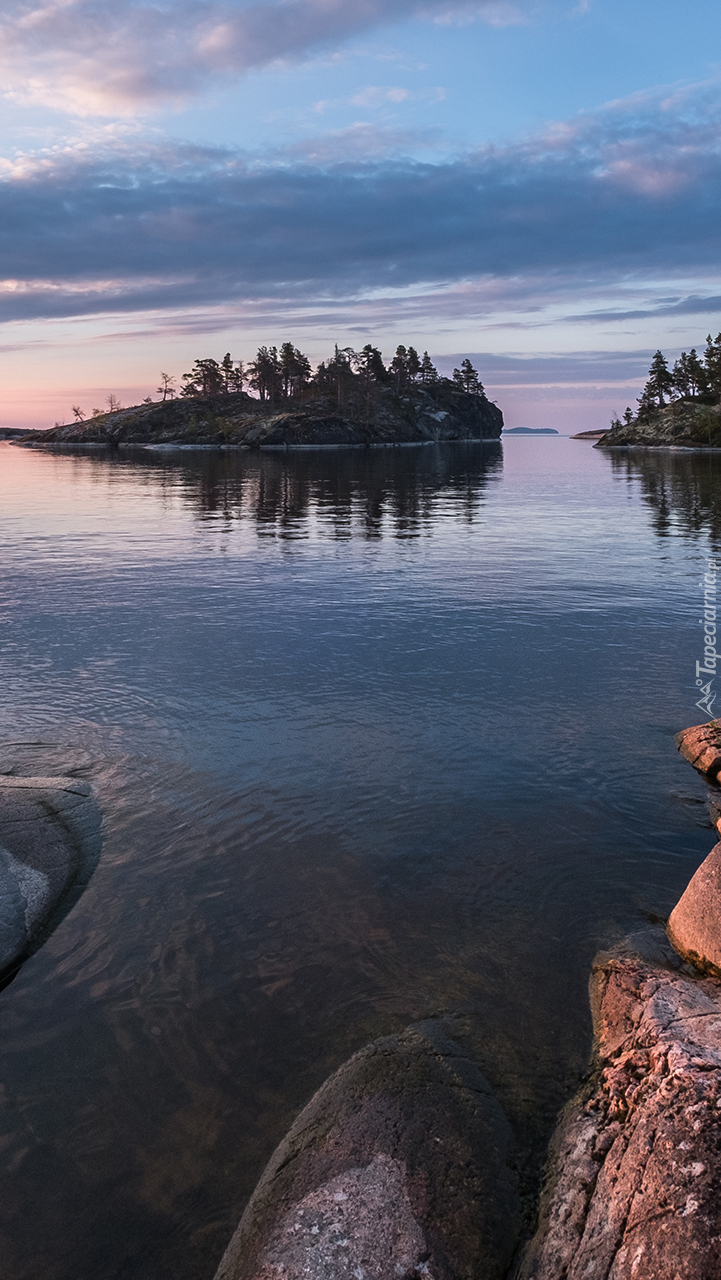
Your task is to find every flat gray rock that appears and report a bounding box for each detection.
[0,775,102,983]
[215,1020,521,1280]
[667,841,721,977]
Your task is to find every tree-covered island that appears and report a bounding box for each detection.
[598,332,721,448]
[26,343,503,449]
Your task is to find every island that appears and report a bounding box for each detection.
[14,345,503,449]
[597,334,721,448]
[503,427,559,435]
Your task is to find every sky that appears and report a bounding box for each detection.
[1,0,721,429]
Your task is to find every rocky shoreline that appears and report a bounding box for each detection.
[596,400,721,449]
[212,719,721,1280]
[12,384,503,451]
[4,722,721,1276]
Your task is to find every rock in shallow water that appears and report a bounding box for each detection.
[515,956,721,1280]
[214,1019,521,1280]
[0,775,102,983]
[667,842,721,977]
[675,721,721,780]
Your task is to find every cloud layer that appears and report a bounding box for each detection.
[0,82,720,326]
[0,0,529,114]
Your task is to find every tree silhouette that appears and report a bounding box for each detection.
[279,343,312,398]
[419,352,439,384]
[672,349,706,399]
[704,333,721,398]
[181,359,224,401]
[221,353,245,394]
[642,350,674,408]
[157,372,176,401]
[389,345,421,388]
[452,359,483,395]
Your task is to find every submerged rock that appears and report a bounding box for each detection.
[214,1019,521,1280]
[0,775,102,984]
[516,956,721,1280]
[667,842,721,977]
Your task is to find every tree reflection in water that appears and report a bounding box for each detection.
[87,442,504,540]
[607,448,721,551]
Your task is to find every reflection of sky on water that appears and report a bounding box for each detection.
[0,438,720,1280]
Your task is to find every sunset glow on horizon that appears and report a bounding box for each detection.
[1,0,720,432]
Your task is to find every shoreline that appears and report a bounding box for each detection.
[12,436,504,453]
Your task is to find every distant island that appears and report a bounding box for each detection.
[597,332,721,448]
[503,427,559,435]
[15,344,503,449]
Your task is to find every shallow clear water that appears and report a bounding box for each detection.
[0,437,719,1280]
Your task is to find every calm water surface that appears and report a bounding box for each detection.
[1,437,720,1279]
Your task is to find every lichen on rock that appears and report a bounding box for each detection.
[214,1019,521,1280]
[515,956,721,1280]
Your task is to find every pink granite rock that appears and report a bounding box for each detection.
[707,793,721,838]
[515,957,721,1280]
[667,842,721,977]
[214,1020,521,1280]
[675,721,721,779]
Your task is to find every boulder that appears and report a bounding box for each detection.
[675,721,721,780]
[707,792,721,837]
[214,1020,521,1280]
[0,775,102,984]
[666,842,721,977]
[515,956,721,1280]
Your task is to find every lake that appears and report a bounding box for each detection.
[0,436,719,1279]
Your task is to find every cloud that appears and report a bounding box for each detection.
[565,296,721,323]
[350,86,411,107]
[0,81,720,325]
[0,0,537,116]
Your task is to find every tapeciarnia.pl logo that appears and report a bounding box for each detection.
[696,557,719,717]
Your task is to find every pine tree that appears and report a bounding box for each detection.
[390,345,409,389]
[157,372,175,401]
[247,347,281,402]
[180,359,223,401]
[406,346,421,383]
[313,345,355,409]
[672,349,707,400]
[452,358,484,395]
[643,350,673,408]
[704,333,721,399]
[636,387,657,422]
[357,345,388,384]
[687,349,707,397]
[279,343,312,398]
[419,352,439,384]
[221,352,244,394]
[623,407,634,424]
